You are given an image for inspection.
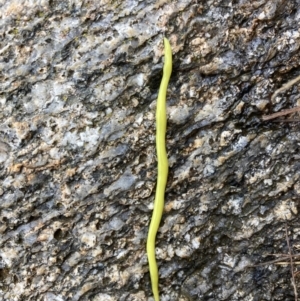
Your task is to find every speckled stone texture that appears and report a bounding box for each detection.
[1,0,300,300]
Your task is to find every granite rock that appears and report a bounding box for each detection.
[1,0,300,300]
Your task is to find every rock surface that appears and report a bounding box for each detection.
[1,0,300,300]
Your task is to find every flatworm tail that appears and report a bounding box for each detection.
[146,38,172,301]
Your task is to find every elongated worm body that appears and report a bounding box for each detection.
[146,38,172,301]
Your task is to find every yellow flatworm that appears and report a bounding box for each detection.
[146,37,172,301]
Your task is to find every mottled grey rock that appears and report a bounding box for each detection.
[1,0,300,300]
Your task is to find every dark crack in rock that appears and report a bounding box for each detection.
[1,0,300,300]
